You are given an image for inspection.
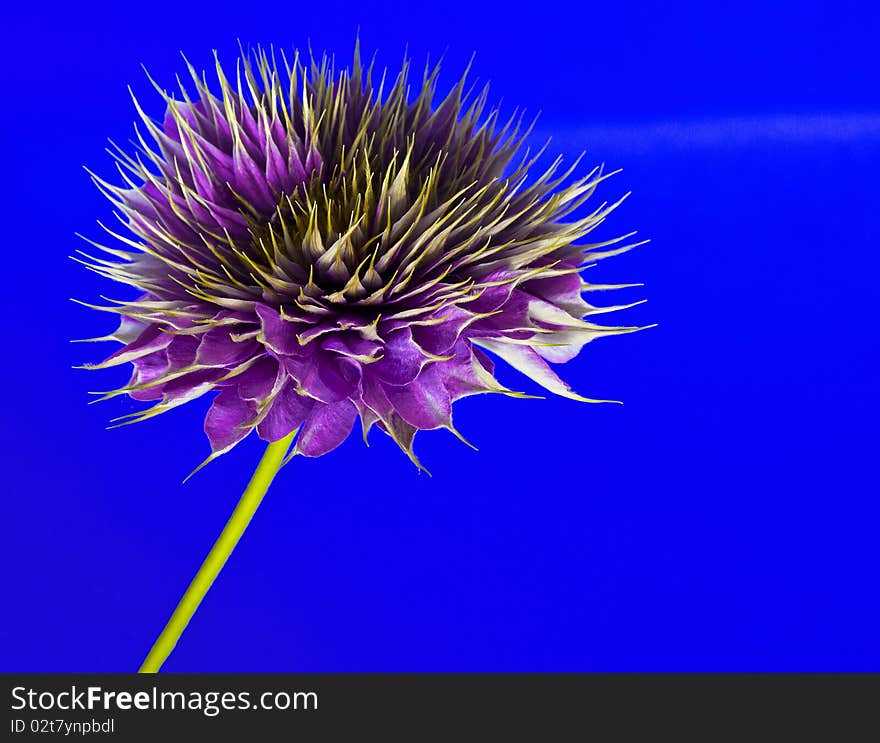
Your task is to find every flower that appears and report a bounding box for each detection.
[79,44,647,471]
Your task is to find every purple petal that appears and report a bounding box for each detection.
[370,327,427,385]
[295,399,358,457]
[166,334,200,371]
[197,327,259,366]
[473,338,609,402]
[410,306,476,356]
[128,350,171,401]
[255,304,301,355]
[382,363,451,430]
[320,333,383,361]
[162,101,204,140]
[359,376,425,468]
[468,289,531,336]
[522,265,587,318]
[98,324,172,368]
[256,379,314,442]
[234,356,281,401]
[433,341,497,401]
[205,388,257,454]
[155,368,227,401]
[297,321,339,346]
[231,141,277,214]
[281,352,361,403]
[460,271,519,313]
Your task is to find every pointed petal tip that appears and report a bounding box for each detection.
[445,424,478,451]
[183,452,221,483]
[570,394,623,405]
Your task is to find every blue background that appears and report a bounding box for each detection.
[2,1,878,671]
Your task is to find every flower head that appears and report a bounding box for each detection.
[79,45,647,471]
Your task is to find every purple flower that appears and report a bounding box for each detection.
[79,45,648,471]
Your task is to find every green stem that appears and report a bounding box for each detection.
[138,431,296,673]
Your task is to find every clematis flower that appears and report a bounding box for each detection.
[77,44,648,671]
